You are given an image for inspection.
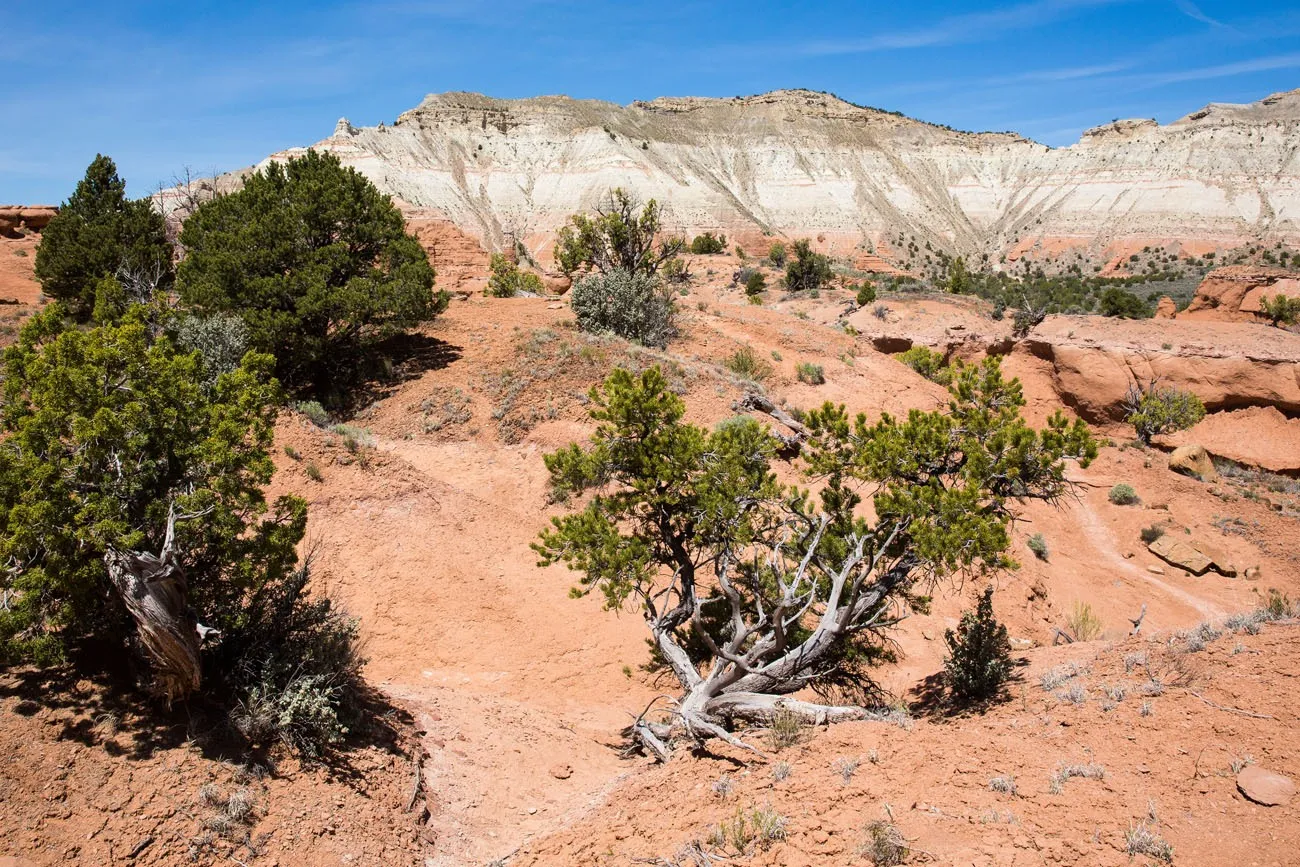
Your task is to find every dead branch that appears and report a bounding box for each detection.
[733,393,808,455]
[1188,691,1275,720]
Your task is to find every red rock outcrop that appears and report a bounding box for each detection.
[0,206,57,238]
[1181,266,1300,322]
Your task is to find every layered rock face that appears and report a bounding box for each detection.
[266,88,1300,262]
[0,206,57,238]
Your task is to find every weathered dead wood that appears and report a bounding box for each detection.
[733,393,809,454]
[1129,603,1148,635]
[103,507,203,702]
[706,692,870,726]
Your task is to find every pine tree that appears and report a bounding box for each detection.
[34,155,173,317]
[944,586,1013,703]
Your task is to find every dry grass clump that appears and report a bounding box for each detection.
[1050,762,1105,793]
[860,820,909,865]
[1065,601,1104,641]
[725,345,773,383]
[707,804,787,854]
[989,775,1018,796]
[1125,821,1174,863]
[1040,661,1085,690]
[766,707,807,751]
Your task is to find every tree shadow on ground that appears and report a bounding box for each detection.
[325,332,463,416]
[0,661,417,788]
[907,657,1030,721]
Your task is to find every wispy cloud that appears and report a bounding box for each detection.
[1173,0,1226,28]
[784,0,1130,56]
[1134,51,1300,86]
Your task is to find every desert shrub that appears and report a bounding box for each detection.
[1108,483,1139,505]
[662,257,692,284]
[989,775,1017,795]
[709,804,787,854]
[689,232,727,255]
[177,150,444,393]
[1140,524,1165,544]
[569,269,676,348]
[861,821,908,866]
[1123,380,1206,444]
[304,462,324,482]
[173,311,250,386]
[1065,601,1104,641]
[855,282,877,306]
[872,303,890,320]
[1126,821,1174,863]
[795,362,825,384]
[896,346,952,384]
[768,242,787,266]
[1260,294,1300,326]
[744,270,766,296]
[0,304,306,700]
[485,253,544,297]
[292,400,331,428]
[1099,287,1151,318]
[767,707,807,751]
[944,586,1013,703]
[34,154,173,318]
[1012,304,1046,337]
[784,239,832,293]
[1028,533,1048,560]
[554,188,683,277]
[726,346,773,383]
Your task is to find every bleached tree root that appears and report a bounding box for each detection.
[706,692,871,726]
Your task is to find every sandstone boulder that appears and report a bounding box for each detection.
[1162,406,1300,475]
[1237,766,1296,806]
[1168,444,1218,482]
[1148,533,1237,576]
[1154,296,1176,319]
[1182,266,1296,322]
[0,205,57,238]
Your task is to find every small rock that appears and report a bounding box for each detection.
[1237,766,1295,806]
[549,764,573,780]
[1147,565,1165,575]
[1169,444,1219,483]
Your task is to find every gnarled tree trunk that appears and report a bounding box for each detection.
[103,509,202,702]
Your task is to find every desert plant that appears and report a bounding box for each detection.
[872,303,890,320]
[486,252,544,297]
[944,586,1013,703]
[896,346,952,385]
[784,239,832,293]
[744,270,766,296]
[855,282,877,306]
[767,707,806,751]
[1066,601,1104,641]
[1099,287,1151,318]
[569,269,676,348]
[292,400,331,428]
[833,756,861,783]
[1259,293,1300,326]
[689,232,727,255]
[535,359,1095,758]
[554,188,683,277]
[1125,821,1174,863]
[178,150,444,392]
[726,346,773,383]
[304,462,324,482]
[1122,379,1205,445]
[34,154,173,318]
[1028,533,1048,561]
[771,760,792,782]
[708,804,787,854]
[1108,483,1139,505]
[795,362,825,384]
[662,257,692,285]
[1012,303,1046,337]
[989,775,1017,795]
[173,311,251,387]
[1140,524,1165,544]
[768,242,787,267]
[861,821,908,866]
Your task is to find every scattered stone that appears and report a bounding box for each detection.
[548,764,572,780]
[1237,766,1296,806]
[1147,565,1165,575]
[1148,534,1237,576]
[1168,444,1219,482]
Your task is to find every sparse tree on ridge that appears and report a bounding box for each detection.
[535,359,1095,759]
[554,188,684,277]
[34,154,173,317]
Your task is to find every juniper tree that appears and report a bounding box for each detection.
[944,586,1013,703]
[34,154,173,317]
[553,188,684,277]
[177,150,443,394]
[784,239,832,293]
[535,360,1095,758]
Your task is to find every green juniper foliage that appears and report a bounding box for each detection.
[784,239,833,293]
[534,360,1095,729]
[1123,381,1206,445]
[0,303,300,666]
[486,252,544,297]
[177,150,444,393]
[34,155,173,317]
[895,346,952,385]
[553,188,684,277]
[944,586,1013,702]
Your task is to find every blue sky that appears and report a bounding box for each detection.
[3,0,1299,203]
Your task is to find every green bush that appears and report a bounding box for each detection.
[486,253,544,297]
[744,270,766,296]
[768,242,787,267]
[785,239,832,293]
[1140,524,1165,544]
[1099,287,1151,318]
[726,346,773,383]
[795,362,825,385]
[689,232,727,255]
[855,282,877,306]
[554,188,683,277]
[569,269,676,348]
[173,311,250,386]
[177,150,444,393]
[1108,483,1139,505]
[34,154,173,318]
[944,586,1013,703]
[1260,294,1300,326]
[1123,381,1206,444]
[292,400,331,428]
[663,257,692,284]
[1012,304,1046,337]
[896,346,951,385]
[1028,533,1049,561]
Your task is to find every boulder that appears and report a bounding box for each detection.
[1168,444,1218,482]
[1154,296,1176,319]
[0,205,57,238]
[1237,766,1296,806]
[1183,266,1296,322]
[1148,533,1237,576]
